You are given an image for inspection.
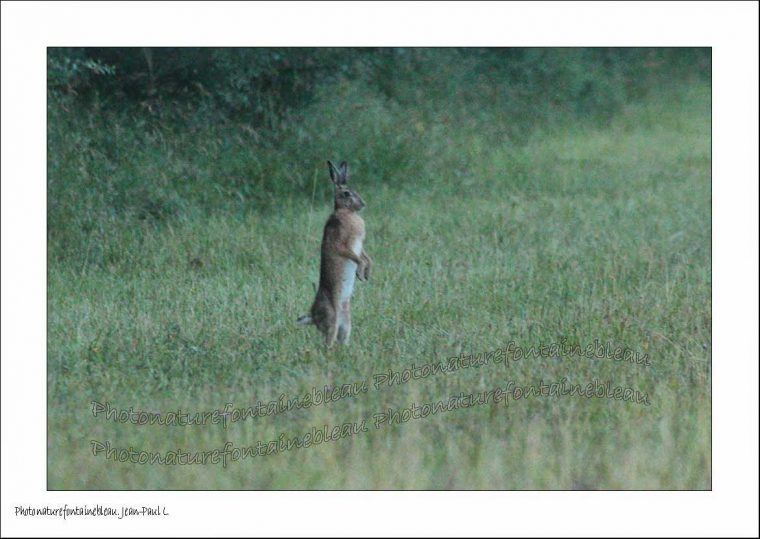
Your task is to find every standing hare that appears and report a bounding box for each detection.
[297,161,372,346]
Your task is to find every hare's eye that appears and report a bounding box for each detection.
[342,191,351,197]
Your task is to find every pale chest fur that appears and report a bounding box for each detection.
[338,215,365,303]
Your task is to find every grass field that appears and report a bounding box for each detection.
[47,80,711,490]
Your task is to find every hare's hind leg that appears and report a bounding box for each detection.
[336,301,352,345]
[313,302,338,348]
[323,306,339,348]
[325,320,339,347]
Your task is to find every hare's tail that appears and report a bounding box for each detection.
[296,314,313,326]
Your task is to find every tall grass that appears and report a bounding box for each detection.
[47,50,710,489]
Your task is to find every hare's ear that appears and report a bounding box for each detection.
[327,160,342,185]
[327,160,348,185]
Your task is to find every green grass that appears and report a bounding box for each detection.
[47,82,711,489]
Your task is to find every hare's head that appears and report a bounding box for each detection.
[328,160,365,212]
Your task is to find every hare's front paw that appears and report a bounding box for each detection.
[362,262,371,281]
[356,264,367,281]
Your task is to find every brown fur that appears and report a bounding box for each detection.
[297,161,372,347]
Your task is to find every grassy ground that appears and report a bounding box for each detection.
[48,82,711,489]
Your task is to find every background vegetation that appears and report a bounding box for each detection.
[48,48,711,489]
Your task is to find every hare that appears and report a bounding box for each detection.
[297,160,372,347]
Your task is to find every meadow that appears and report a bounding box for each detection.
[47,49,711,489]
